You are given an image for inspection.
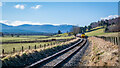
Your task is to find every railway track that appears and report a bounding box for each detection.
[25,38,87,68]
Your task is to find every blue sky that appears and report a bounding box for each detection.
[1,0,120,2]
[1,2,118,26]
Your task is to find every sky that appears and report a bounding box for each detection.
[1,0,120,2]
[0,2,118,26]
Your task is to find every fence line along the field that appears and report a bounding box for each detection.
[2,42,55,54]
[2,38,75,55]
[95,35,120,46]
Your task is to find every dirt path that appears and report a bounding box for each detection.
[80,37,119,66]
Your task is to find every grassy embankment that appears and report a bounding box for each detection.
[81,37,119,66]
[81,26,119,66]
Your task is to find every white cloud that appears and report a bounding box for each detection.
[101,15,119,20]
[12,21,43,26]
[0,20,41,26]
[14,4,25,10]
[0,20,61,26]
[0,2,2,7]
[0,20,9,25]
[31,5,42,9]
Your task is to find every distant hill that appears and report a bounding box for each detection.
[0,23,73,34]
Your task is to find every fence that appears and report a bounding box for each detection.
[2,38,75,55]
[95,35,120,46]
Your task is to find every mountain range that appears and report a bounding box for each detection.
[0,23,73,34]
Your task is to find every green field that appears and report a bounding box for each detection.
[1,35,48,42]
[2,41,60,53]
[1,35,75,54]
[2,35,74,42]
[85,27,119,37]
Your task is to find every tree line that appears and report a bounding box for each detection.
[70,25,92,36]
[71,17,120,36]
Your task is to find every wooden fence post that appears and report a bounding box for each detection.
[40,44,41,48]
[111,37,113,42]
[35,45,36,49]
[48,43,49,46]
[116,37,118,45]
[108,37,110,42]
[13,48,15,53]
[101,36,103,39]
[44,44,46,49]
[118,33,120,46]
[51,43,52,45]
[118,36,120,46]
[115,37,117,45]
[111,37,114,43]
[109,37,110,41]
[105,37,107,41]
[103,37,105,41]
[114,37,115,45]
[29,46,30,50]
[107,37,108,41]
[107,37,109,41]
[105,37,106,40]
[112,37,114,44]
[22,46,24,52]
[110,37,112,42]
[2,49,4,54]
[97,35,120,46]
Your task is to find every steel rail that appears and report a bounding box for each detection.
[25,38,86,68]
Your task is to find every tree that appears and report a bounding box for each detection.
[105,20,109,27]
[84,26,87,31]
[105,27,109,32]
[88,26,92,31]
[58,30,62,34]
[112,22,115,25]
[82,27,87,33]
[17,34,19,37]
[68,32,72,36]
[2,33,4,37]
[71,26,80,36]
[11,34,14,37]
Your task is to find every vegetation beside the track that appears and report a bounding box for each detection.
[1,34,74,54]
[81,37,119,66]
[2,38,79,67]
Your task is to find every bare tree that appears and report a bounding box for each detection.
[71,26,80,36]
